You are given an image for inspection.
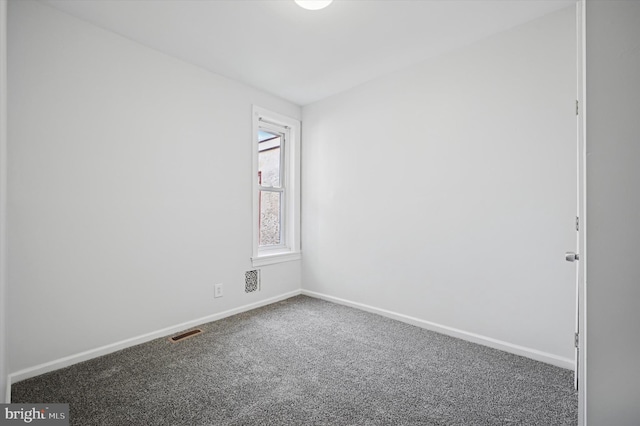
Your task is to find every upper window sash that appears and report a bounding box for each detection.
[257,124,285,191]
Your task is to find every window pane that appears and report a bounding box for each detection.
[258,132,281,187]
[259,191,281,246]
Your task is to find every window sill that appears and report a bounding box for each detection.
[251,251,301,267]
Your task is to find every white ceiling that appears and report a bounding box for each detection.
[41,0,574,106]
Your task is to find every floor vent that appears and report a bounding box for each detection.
[245,269,260,293]
[169,328,202,343]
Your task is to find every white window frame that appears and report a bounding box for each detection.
[252,106,301,267]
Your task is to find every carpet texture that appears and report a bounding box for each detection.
[12,296,578,425]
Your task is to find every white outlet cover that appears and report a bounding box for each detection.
[214,283,223,298]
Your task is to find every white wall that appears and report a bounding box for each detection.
[7,0,301,376]
[585,1,640,424]
[302,7,576,364]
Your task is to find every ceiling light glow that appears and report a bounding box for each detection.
[295,0,333,11]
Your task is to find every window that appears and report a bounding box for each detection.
[252,106,301,266]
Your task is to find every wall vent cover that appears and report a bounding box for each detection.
[169,328,202,343]
[245,270,260,293]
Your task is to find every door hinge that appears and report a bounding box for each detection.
[574,332,579,348]
[576,216,579,231]
[576,100,579,116]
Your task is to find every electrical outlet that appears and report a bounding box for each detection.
[214,283,223,298]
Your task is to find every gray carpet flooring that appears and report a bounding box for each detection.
[12,296,578,425]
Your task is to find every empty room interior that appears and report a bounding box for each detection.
[1,0,639,425]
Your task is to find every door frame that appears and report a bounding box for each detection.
[576,0,587,424]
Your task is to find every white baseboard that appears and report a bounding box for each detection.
[7,290,302,391]
[7,288,572,399]
[301,290,574,370]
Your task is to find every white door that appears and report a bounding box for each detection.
[569,0,586,392]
